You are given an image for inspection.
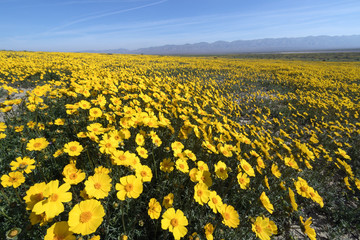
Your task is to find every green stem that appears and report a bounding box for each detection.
[121,201,126,234]
[0,208,12,220]
[0,188,11,204]
[152,149,158,180]
[14,188,23,203]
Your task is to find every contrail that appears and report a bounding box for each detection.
[48,0,167,32]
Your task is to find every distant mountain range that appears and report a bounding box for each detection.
[84,35,360,55]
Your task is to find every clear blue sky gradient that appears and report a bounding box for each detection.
[1,0,359,51]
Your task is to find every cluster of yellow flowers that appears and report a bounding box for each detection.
[0,51,359,239]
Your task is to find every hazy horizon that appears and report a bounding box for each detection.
[1,0,360,52]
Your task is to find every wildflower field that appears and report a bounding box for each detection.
[0,51,359,240]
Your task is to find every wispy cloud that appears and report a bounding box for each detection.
[47,0,167,32]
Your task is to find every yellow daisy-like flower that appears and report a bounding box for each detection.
[63,141,83,156]
[64,169,86,185]
[237,172,250,189]
[271,164,281,178]
[135,133,145,146]
[44,221,75,240]
[85,173,112,199]
[208,191,223,214]
[300,216,316,240]
[135,164,153,182]
[204,223,215,240]
[240,159,255,177]
[160,158,174,173]
[148,198,162,219]
[163,193,174,209]
[99,137,118,154]
[220,204,240,228]
[252,216,277,240]
[89,107,103,119]
[32,180,72,219]
[161,208,188,240]
[54,118,65,126]
[294,177,311,198]
[26,137,49,151]
[116,175,143,200]
[68,199,105,235]
[10,156,36,174]
[78,100,91,110]
[260,192,274,214]
[214,161,228,180]
[1,171,25,188]
[288,188,298,211]
[195,170,212,187]
[176,159,189,173]
[194,182,210,206]
[23,182,47,210]
[136,146,149,159]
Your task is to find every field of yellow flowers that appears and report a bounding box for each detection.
[0,51,359,240]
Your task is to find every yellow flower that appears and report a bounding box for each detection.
[26,137,49,151]
[87,123,105,135]
[24,182,47,210]
[176,159,189,173]
[161,208,188,240]
[220,204,240,228]
[237,172,250,189]
[195,170,212,187]
[160,158,174,173]
[194,182,210,205]
[44,221,75,240]
[135,164,153,182]
[0,122,7,132]
[54,118,65,125]
[89,107,103,119]
[78,100,91,109]
[64,169,86,185]
[260,192,274,214]
[1,171,25,188]
[10,156,36,174]
[171,141,184,153]
[135,133,145,146]
[85,173,112,199]
[204,223,214,240]
[271,164,281,178]
[63,141,83,156]
[148,198,162,219]
[99,137,118,154]
[240,159,255,177]
[32,180,72,219]
[162,193,174,209]
[207,191,223,214]
[300,216,316,240]
[111,150,131,166]
[288,188,298,211]
[116,175,143,200]
[294,177,311,198]
[136,146,149,159]
[68,199,105,235]
[214,161,228,180]
[284,156,299,170]
[252,216,277,240]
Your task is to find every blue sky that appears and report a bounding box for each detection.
[1,0,359,51]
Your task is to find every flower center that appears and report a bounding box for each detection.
[243,165,249,171]
[19,162,27,169]
[223,212,231,220]
[80,211,92,223]
[212,197,218,204]
[9,177,17,183]
[300,186,307,193]
[53,235,65,240]
[94,182,102,189]
[125,183,133,192]
[255,224,263,233]
[197,189,203,196]
[70,146,77,152]
[34,142,42,148]
[170,218,179,227]
[105,143,112,148]
[50,194,59,202]
[141,171,147,177]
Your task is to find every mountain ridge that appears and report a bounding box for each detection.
[83,35,360,55]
